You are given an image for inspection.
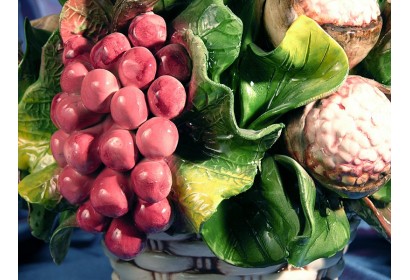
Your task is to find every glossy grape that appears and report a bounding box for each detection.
[98,129,138,171]
[81,69,120,113]
[90,168,131,218]
[50,92,71,128]
[60,61,90,94]
[90,32,131,70]
[128,12,167,52]
[104,216,146,260]
[147,75,187,119]
[62,35,93,65]
[118,47,156,90]
[110,86,148,130]
[135,117,179,159]
[133,198,173,234]
[130,159,172,203]
[57,165,95,205]
[155,43,192,82]
[52,93,105,134]
[63,129,102,175]
[76,200,110,233]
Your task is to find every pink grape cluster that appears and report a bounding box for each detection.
[50,11,192,260]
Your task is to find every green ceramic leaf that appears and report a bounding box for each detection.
[154,0,192,13]
[237,16,349,129]
[345,181,391,241]
[50,211,78,264]
[28,203,58,242]
[18,30,63,172]
[361,29,391,85]
[201,155,350,267]
[173,0,243,82]
[276,155,350,267]
[371,180,391,204]
[18,163,62,210]
[200,155,299,266]
[355,1,390,85]
[170,29,283,231]
[18,19,51,102]
[223,0,265,52]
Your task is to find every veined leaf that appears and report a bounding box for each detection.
[18,19,51,102]
[18,163,62,210]
[173,0,243,82]
[277,155,350,267]
[237,16,349,129]
[201,155,350,267]
[170,29,283,231]
[59,0,112,43]
[200,154,299,266]
[18,30,63,172]
[223,0,265,52]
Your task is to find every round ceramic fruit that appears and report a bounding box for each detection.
[284,75,391,198]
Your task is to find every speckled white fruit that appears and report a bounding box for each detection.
[285,75,390,198]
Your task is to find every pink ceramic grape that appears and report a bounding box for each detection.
[81,69,120,113]
[133,198,173,234]
[155,43,192,82]
[131,159,172,203]
[104,216,146,260]
[63,129,102,175]
[98,129,138,172]
[128,12,167,52]
[62,35,93,65]
[76,200,111,233]
[110,86,148,130]
[147,75,187,119]
[118,47,157,90]
[51,93,105,134]
[135,117,179,159]
[57,165,95,205]
[90,32,131,70]
[90,168,131,218]
[50,129,70,167]
[60,61,90,94]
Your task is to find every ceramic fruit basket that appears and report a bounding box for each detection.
[18,0,391,279]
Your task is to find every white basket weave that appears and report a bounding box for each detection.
[103,216,361,280]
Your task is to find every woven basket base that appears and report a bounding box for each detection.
[104,215,361,280]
